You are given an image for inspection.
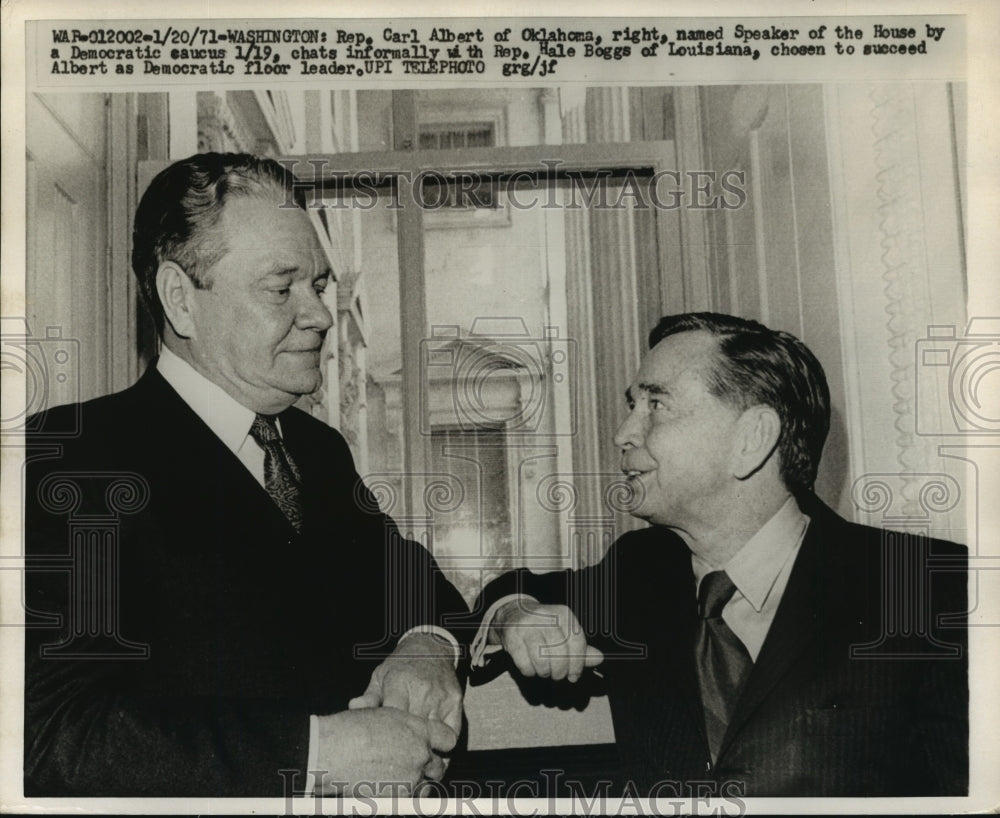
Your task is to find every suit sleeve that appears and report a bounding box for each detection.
[25,655,312,797]
[23,453,312,797]
[469,540,627,658]
[328,431,472,654]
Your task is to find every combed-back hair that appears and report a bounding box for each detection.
[131,152,305,335]
[648,312,831,493]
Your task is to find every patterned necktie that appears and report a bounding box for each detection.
[694,570,753,763]
[249,413,303,532]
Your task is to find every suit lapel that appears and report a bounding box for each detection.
[277,406,341,527]
[277,408,324,493]
[718,506,837,757]
[134,367,295,539]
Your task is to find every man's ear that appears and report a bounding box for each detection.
[732,405,781,480]
[156,262,198,339]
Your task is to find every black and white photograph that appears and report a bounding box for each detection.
[1,0,997,813]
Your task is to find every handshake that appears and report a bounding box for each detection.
[322,600,601,796]
[314,632,463,795]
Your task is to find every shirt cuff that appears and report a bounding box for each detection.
[399,625,461,667]
[305,714,319,795]
[470,593,536,668]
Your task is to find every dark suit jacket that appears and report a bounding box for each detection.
[24,366,468,797]
[478,493,968,796]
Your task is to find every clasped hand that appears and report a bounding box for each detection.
[493,598,603,682]
[315,633,462,795]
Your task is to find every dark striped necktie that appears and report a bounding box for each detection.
[249,413,303,532]
[694,570,752,762]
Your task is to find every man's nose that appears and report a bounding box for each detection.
[297,290,334,333]
[613,410,642,450]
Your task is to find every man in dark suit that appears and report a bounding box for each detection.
[474,312,967,796]
[24,153,468,797]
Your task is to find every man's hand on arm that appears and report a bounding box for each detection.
[348,632,463,737]
[313,707,457,795]
[489,597,603,683]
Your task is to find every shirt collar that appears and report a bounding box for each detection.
[692,495,809,613]
[156,345,260,457]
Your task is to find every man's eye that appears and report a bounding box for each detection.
[650,398,665,410]
[314,282,327,295]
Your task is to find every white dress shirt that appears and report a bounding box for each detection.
[691,495,810,661]
[157,345,272,488]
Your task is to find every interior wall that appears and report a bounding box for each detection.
[25,93,136,409]
[702,84,850,513]
[822,81,968,543]
[701,82,967,538]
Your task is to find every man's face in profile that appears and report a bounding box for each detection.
[614,330,744,532]
[185,193,334,413]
